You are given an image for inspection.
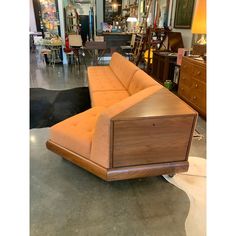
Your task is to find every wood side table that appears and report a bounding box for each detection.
[85,41,107,65]
[152,51,178,84]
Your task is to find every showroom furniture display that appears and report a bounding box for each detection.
[85,41,107,65]
[152,51,178,84]
[151,31,184,84]
[68,34,87,68]
[97,32,132,54]
[143,30,183,74]
[46,52,197,181]
[178,56,206,118]
[120,33,136,60]
[37,37,63,66]
[65,0,80,34]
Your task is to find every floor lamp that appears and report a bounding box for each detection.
[191,0,206,56]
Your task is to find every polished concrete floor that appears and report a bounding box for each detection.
[30,51,206,236]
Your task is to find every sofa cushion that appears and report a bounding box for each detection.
[92,90,130,107]
[49,107,106,159]
[87,66,125,92]
[128,70,162,95]
[109,52,139,89]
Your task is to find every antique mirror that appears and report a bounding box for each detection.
[95,0,172,32]
[104,0,122,24]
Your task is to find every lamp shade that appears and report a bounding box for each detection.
[127,17,138,22]
[191,0,206,34]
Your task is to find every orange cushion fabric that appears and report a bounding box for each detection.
[49,107,106,159]
[128,70,162,95]
[87,66,125,92]
[109,52,139,89]
[91,90,130,107]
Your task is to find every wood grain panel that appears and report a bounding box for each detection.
[179,71,194,87]
[178,56,206,117]
[192,63,206,82]
[112,115,194,167]
[46,140,189,181]
[181,60,193,75]
[190,79,206,114]
[178,83,192,101]
[113,88,197,121]
[107,161,189,181]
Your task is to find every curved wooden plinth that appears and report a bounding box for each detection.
[46,140,107,180]
[107,162,188,181]
[46,140,189,181]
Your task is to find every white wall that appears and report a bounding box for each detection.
[169,0,196,48]
[30,0,37,32]
[58,0,67,64]
[96,0,104,31]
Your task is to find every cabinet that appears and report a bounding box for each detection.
[178,57,206,117]
[152,51,177,84]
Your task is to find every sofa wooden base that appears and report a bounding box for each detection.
[107,161,188,181]
[46,140,107,180]
[46,140,189,181]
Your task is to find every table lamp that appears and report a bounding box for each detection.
[191,0,206,45]
[127,17,138,23]
[127,17,138,32]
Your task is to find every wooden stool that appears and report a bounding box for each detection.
[65,51,75,64]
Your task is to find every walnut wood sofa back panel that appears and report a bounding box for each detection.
[112,116,194,167]
[90,82,197,170]
[46,52,197,181]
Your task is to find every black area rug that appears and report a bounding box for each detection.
[30,87,91,129]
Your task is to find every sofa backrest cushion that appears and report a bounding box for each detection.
[109,52,139,89]
[128,69,162,95]
[90,85,163,168]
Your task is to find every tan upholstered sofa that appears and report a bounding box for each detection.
[46,52,197,181]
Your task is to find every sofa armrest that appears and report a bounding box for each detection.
[90,86,162,168]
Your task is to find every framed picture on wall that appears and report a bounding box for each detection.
[174,0,195,29]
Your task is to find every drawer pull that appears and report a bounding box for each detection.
[193,96,196,100]
[195,84,198,88]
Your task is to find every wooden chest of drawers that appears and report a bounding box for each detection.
[178,57,206,117]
